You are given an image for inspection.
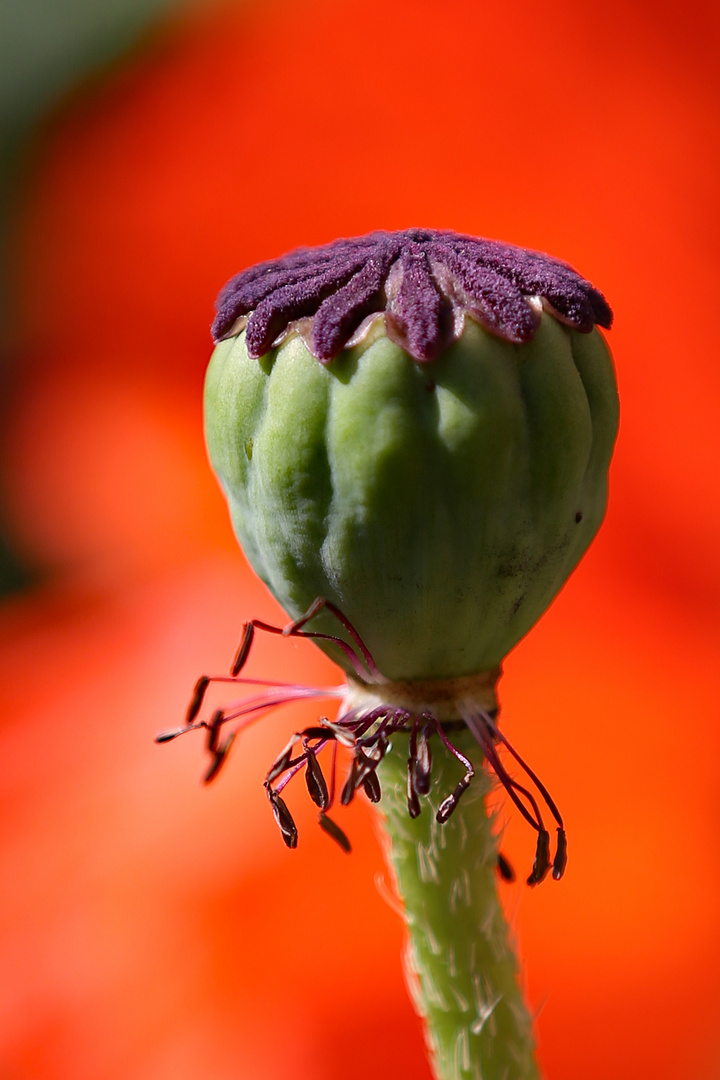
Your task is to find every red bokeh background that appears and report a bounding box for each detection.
[1,0,719,1077]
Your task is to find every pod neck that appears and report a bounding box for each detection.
[344,668,501,723]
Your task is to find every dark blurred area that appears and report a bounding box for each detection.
[0,1,719,1078]
[0,0,201,592]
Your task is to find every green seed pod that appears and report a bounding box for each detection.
[205,230,618,682]
[164,229,618,1080]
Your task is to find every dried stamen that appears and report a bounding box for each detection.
[203,732,236,784]
[479,737,545,833]
[340,759,359,807]
[483,710,565,830]
[154,727,186,743]
[406,767,421,819]
[327,740,339,809]
[413,724,433,796]
[553,828,568,881]
[527,829,552,887]
[186,675,210,724]
[406,718,422,817]
[205,708,223,753]
[267,787,298,848]
[361,770,382,803]
[318,812,351,853]
[161,596,567,882]
[228,598,380,683]
[231,622,254,676]
[497,853,516,883]
[265,734,299,784]
[464,707,567,879]
[433,722,475,824]
[304,743,329,810]
[285,597,385,682]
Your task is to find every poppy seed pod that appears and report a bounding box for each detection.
[204,229,618,683]
[163,229,619,1080]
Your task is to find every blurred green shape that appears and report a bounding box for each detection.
[0,0,211,594]
[0,0,200,139]
[1,0,205,179]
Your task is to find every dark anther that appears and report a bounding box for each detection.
[552,828,568,880]
[575,511,583,523]
[497,852,516,882]
[304,746,329,810]
[206,708,224,753]
[154,727,185,743]
[300,726,337,742]
[412,726,432,796]
[353,747,376,782]
[375,733,390,761]
[185,675,210,725]
[463,707,566,884]
[406,761,421,819]
[231,622,255,676]
[318,812,352,853]
[361,770,381,803]
[267,788,298,849]
[317,716,356,748]
[340,759,359,806]
[527,829,552,886]
[359,733,388,767]
[436,777,471,824]
[265,736,296,784]
[203,732,236,785]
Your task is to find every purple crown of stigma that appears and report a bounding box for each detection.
[212,228,613,364]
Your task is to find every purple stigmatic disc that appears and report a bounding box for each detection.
[212,228,612,364]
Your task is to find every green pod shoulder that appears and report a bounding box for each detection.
[204,315,618,681]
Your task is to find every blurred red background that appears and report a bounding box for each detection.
[1,0,719,1077]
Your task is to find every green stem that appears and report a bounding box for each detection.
[376,731,541,1080]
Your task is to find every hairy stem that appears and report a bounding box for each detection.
[376,730,541,1080]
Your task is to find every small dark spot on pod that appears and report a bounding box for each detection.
[510,594,525,618]
[318,812,351,853]
[354,748,374,778]
[244,438,253,460]
[496,852,516,882]
[575,511,583,523]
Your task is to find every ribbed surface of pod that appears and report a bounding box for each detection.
[204,315,618,681]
